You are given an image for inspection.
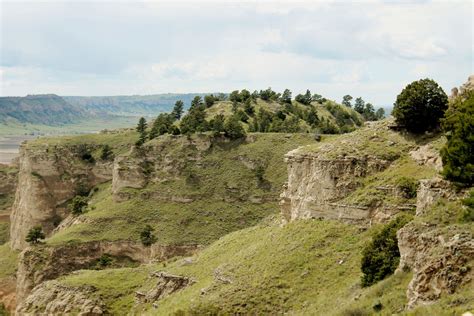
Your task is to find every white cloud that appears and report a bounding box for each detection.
[0,0,471,105]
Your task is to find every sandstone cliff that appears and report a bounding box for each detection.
[280,120,419,224]
[397,177,473,309]
[10,143,113,250]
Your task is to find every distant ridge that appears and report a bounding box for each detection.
[64,93,208,117]
[0,94,89,125]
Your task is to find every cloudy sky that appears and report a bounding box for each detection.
[0,0,472,106]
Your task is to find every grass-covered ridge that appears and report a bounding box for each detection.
[56,219,371,315]
[53,217,473,315]
[47,133,316,246]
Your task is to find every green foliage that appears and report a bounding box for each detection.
[375,108,385,120]
[441,93,474,185]
[140,225,157,246]
[254,165,265,182]
[136,117,148,146]
[149,113,175,139]
[235,110,249,123]
[180,105,208,134]
[281,89,292,104]
[136,117,147,134]
[259,87,278,101]
[295,89,312,105]
[190,96,203,110]
[76,144,95,163]
[342,95,353,107]
[25,226,45,244]
[209,114,225,135]
[354,97,365,114]
[97,253,113,268]
[204,95,216,108]
[172,100,184,120]
[0,222,9,245]
[361,215,412,287]
[392,78,448,133]
[224,115,246,140]
[396,177,418,199]
[69,196,89,215]
[68,195,89,215]
[100,144,114,161]
[243,99,255,116]
[305,106,319,127]
[460,190,474,222]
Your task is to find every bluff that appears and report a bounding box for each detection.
[0,94,89,125]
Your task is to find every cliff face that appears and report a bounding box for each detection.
[16,281,107,315]
[16,241,201,303]
[10,144,113,250]
[112,135,212,201]
[280,152,389,223]
[397,178,473,309]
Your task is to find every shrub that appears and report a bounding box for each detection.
[100,144,113,161]
[77,144,95,163]
[97,253,113,268]
[224,115,246,140]
[140,225,157,246]
[441,93,474,185]
[392,78,448,133]
[25,226,45,244]
[396,177,418,199]
[69,196,89,215]
[460,190,474,222]
[360,214,412,287]
[254,165,265,182]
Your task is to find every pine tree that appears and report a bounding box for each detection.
[25,226,45,244]
[172,100,184,120]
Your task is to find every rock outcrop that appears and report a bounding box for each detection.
[10,144,113,250]
[397,224,473,309]
[16,241,201,302]
[280,150,390,223]
[135,271,195,305]
[112,135,212,201]
[16,281,106,315]
[0,164,17,202]
[396,175,473,309]
[415,177,457,216]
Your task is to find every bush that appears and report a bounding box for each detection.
[392,78,448,133]
[460,190,474,222]
[360,215,412,287]
[441,93,474,185]
[25,226,45,244]
[100,144,113,161]
[224,115,246,140]
[69,196,89,215]
[396,177,418,199]
[77,144,95,163]
[97,253,113,268]
[140,225,157,246]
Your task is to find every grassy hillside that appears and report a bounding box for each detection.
[46,133,316,246]
[54,217,473,315]
[205,98,363,133]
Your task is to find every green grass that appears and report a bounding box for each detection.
[298,119,437,161]
[55,219,371,315]
[343,155,437,207]
[47,133,316,246]
[0,222,9,245]
[0,244,18,279]
[61,266,152,315]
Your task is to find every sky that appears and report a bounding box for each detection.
[0,0,472,107]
